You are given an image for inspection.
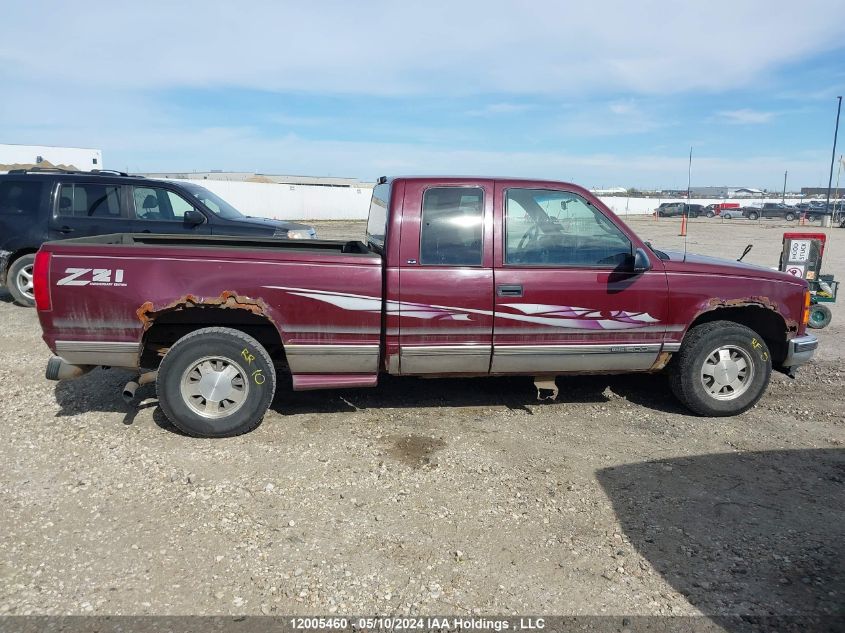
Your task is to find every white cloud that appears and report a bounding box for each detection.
[466,103,534,116]
[2,1,844,96]
[717,109,777,124]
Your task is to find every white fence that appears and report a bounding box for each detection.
[168,177,826,221]
[171,178,372,221]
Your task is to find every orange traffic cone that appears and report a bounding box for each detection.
[679,213,687,236]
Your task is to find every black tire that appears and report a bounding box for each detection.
[785,212,796,221]
[807,304,832,329]
[747,211,759,221]
[706,211,715,218]
[6,253,36,307]
[807,215,816,222]
[156,327,276,437]
[669,321,772,416]
[723,212,732,220]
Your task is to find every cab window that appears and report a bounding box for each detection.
[505,189,631,267]
[419,187,483,266]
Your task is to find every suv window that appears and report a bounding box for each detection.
[57,183,123,218]
[133,187,195,221]
[419,187,483,266]
[0,181,42,216]
[505,189,631,267]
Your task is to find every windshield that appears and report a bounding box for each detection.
[181,183,245,220]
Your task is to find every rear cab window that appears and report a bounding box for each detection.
[0,180,43,216]
[366,183,391,252]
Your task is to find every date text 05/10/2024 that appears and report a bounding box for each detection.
[289,618,546,631]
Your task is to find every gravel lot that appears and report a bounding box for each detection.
[0,216,842,619]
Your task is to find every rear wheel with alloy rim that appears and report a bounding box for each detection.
[7,254,36,307]
[157,327,276,437]
[669,321,771,416]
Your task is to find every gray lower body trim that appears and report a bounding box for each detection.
[662,342,682,352]
[54,340,139,367]
[401,345,491,374]
[285,344,379,374]
[491,343,661,373]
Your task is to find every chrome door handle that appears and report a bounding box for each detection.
[497,284,523,297]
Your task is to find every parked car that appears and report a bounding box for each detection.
[655,202,704,218]
[35,176,817,437]
[742,203,798,221]
[705,202,740,218]
[0,169,316,306]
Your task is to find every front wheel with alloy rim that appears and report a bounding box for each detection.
[7,254,36,307]
[747,211,759,220]
[669,321,771,416]
[156,327,276,437]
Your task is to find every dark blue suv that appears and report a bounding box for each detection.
[0,169,316,305]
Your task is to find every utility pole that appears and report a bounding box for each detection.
[782,170,788,202]
[824,96,842,226]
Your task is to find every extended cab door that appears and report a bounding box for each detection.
[129,184,211,235]
[491,183,669,373]
[396,180,494,374]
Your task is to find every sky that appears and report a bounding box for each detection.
[2,1,845,189]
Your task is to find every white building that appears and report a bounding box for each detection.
[0,143,103,171]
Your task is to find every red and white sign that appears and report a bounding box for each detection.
[785,264,806,278]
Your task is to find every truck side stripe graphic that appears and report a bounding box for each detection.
[263,286,663,331]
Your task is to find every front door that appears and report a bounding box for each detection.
[492,184,669,374]
[397,180,494,374]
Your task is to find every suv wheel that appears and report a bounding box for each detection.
[785,212,796,221]
[747,211,759,220]
[722,212,732,219]
[156,327,276,437]
[669,321,771,416]
[807,214,816,222]
[706,211,715,218]
[7,254,36,307]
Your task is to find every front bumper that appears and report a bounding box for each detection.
[782,334,818,370]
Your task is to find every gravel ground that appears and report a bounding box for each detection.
[0,217,842,618]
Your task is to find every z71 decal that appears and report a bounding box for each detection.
[57,268,126,287]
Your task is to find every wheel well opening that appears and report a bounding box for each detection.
[687,306,788,364]
[139,307,286,369]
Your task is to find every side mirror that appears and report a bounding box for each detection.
[184,209,206,226]
[632,247,652,273]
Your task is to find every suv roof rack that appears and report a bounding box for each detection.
[5,167,145,178]
[7,167,80,175]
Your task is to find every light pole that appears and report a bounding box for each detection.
[782,170,787,203]
[824,96,842,226]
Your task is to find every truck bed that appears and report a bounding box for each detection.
[37,233,384,376]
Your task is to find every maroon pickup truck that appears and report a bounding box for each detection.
[33,177,818,437]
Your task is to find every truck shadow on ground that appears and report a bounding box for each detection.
[270,372,689,416]
[596,449,844,628]
[53,369,691,430]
